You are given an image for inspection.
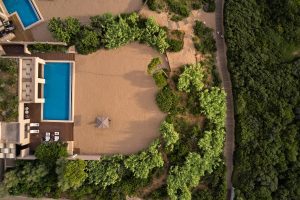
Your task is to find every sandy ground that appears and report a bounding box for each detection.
[74,43,166,155]
[31,0,143,41]
[140,7,215,70]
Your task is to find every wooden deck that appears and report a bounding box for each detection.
[26,103,74,153]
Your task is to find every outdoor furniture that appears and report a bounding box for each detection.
[45,132,51,142]
[96,116,110,128]
[30,123,39,127]
[30,129,39,134]
[0,153,4,158]
[54,132,60,141]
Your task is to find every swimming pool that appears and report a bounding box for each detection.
[3,0,41,28]
[43,62,72,121]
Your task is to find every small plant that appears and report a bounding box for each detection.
[28,44,68,53]
[153,70,168,88]
[156,86,179,112]
[148,57,162,74]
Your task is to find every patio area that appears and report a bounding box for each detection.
[26,103,74,153]
[74,43,166,155]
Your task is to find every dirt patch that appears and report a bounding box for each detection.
[74,43,166,155]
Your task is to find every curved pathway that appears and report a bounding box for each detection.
[215,0,235,199]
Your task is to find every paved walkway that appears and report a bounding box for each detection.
[215,0,235,198]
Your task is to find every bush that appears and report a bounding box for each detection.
[156,86,179,113]
[167,0,190,17]
[167,38,184,52]
[35,142,68,167]
[148,57,162,74]
[48,17,81,44]
[28,44,68,53]
[75,27,99,54]
[203,0,215,12]
[193,20,216,54]
[153,70,168,88]
[147,0,164,11]
[56,159,87,192]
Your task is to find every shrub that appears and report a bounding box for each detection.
[147,0,164,11]
[75,27,99,54]
[35,142,68,167]
[203,0,215,12]
[48,17,81,44]
[86,155,124,188]
[193,20,216,54]
[160,121,179,152]
[148,57,162,74]
[177,63,205,93]
[153,70,168,88]
[141,18,170,53]
[167,0,190,17]
[28,44,68,53]
[156,87,179,113]
[167,38,184,52]
[56,159,87,192]
[124,139,164,179]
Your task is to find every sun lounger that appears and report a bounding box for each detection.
[30,123,39,127]
[45,132,51,142]
[30,129,39,134]
[54,132,60,141]
[0,153,4,158]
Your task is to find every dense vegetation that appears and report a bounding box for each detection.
[0,58,18,121]
[27,43,68,53]
[225,0,300,199]
[193,20,216,55]
[48,13,170,54]
[145,0,215,21]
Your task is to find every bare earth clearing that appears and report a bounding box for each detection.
[31,0,143,41]
[74,43,166,155]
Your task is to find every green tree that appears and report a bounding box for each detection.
[75,27,99,54]
[48,17,81,44]
[156,86,179,113]
[147,57,162,75]
[199,87,226,126]
[124,139,164,179]
[167,153,203,200]
[160,121,179,152]
[56,159,87,192]
[177,63,205,93]
[86,155,124,188]
[35,142,68,167]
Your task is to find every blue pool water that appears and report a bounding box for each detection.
[3,0,40,28]
[43,62,72,121]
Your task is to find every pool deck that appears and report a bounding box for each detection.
[27,103,74,153]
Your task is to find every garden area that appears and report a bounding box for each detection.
[1,57,226,200]
[0,58,19,122]
[225,0,300,199]
[145,0,215,21]
[0,12,227,200]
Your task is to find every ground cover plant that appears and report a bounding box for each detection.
[48,13,169,54]
[145,0,215,21]
[0,58,18,122]
[27,43,68,53]
[225,0,300,199]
